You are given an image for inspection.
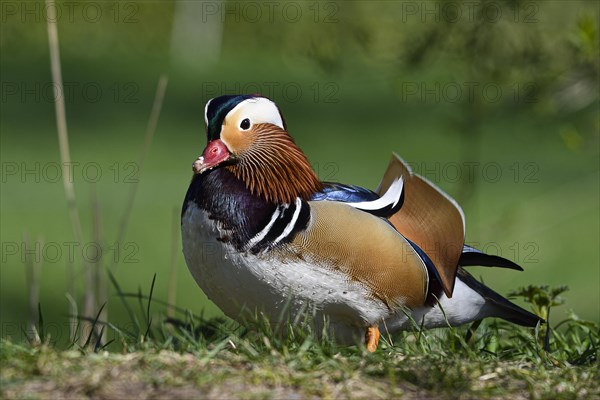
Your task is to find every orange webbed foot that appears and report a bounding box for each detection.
[365,326,380,352]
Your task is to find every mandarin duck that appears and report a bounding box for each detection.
[181,94,542,351]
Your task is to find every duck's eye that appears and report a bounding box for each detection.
[240,118,251,130]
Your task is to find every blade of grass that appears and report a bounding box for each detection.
[82,303,106,350]
[107,269,139,335]
[99,338,116,352]
[147,273,157,325]
[381,318,394,348]
[118,293,201,320]
[72,315,136,339]
[65,293,80,346]
[93,326,106,353]
[37,303,45,344]
[91,183,107,344]
[143,274,157,341]
[465,319,483,343]
[544,307,552,352]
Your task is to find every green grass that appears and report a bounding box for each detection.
[1,285,598,400]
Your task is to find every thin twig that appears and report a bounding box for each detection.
[46,0,91,338]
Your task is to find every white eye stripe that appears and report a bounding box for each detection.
[227,98,284,130]
[272,197,303,246]
[204,98,213,127]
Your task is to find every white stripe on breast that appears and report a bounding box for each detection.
[245,205,284,249]
[272,197,303,245]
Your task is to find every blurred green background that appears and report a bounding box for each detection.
[1,0,598,345]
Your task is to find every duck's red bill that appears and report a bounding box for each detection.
[193,139,230,174]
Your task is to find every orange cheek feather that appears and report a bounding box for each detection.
[220,124,256,155]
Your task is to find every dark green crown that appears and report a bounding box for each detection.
[204,94,256,141]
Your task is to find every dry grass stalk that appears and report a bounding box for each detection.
[45,0,92,344]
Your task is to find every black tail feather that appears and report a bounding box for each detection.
[457,268,543,327]
[459,244,523,271]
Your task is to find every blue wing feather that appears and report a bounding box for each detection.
[311,182,380,203]
[311,181,404,218]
